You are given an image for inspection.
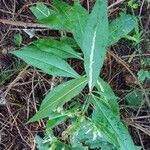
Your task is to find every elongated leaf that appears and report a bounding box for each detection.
[32,39,82,59]
[96,78,119,116]
[73,13,137,49]
[71,3,89,47]
[30,3,54,20]
[28,77,87,122]
[82,0,108,92]
[90,95,138,150]
[11,46,80,78]
[108,14,138,46]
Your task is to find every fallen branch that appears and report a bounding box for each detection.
[0,19,49,28]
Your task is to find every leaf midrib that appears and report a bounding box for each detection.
[89,30,97,91]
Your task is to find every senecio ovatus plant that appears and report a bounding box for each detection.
[11,0,141,149]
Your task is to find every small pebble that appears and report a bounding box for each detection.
[1,48,8,55]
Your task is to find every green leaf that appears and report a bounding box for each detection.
[137,69,150,83]
[39,14,68,30]
[73,12,137,50]
[30,2,54,20]
[52,0,71,13]
[71,3,89,48]
[128,0,139,9]
[33,1,89,47]
[70,119,115,150]
[35,135,50,150]
[32,39,82,59]
[108,14,138,46]
[10,45,80,78]
[39,0,72,31]
[35,134,75,150]
[60,36,78,49]
[90,95,138,150]
[46,1,88,47]
[125,90,143,107]
[141,58,150,66]
[45,110,73,129]
[28,77,87,122]
[30,0,88,35]
[14,33,23,47]
[82,0,108,92]
[31,2,137,50]
[46,115,67,129]
[96,78,119,116]
[39,1,88,34]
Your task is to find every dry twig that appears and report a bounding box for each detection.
[0,19,49,28]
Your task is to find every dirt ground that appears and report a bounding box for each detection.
[0,0,150,150]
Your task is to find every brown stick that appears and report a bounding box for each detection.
[108,0,125,9]
[0,19,49,28]
[0,0,126,29]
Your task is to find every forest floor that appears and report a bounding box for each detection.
[0,0,150,150]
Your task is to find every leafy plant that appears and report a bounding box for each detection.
[14,33,23,47]
[138,69,150,83]
[11,0,140,149]
[125,89,143,107]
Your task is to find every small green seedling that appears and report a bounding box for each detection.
[14,33,23,47]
